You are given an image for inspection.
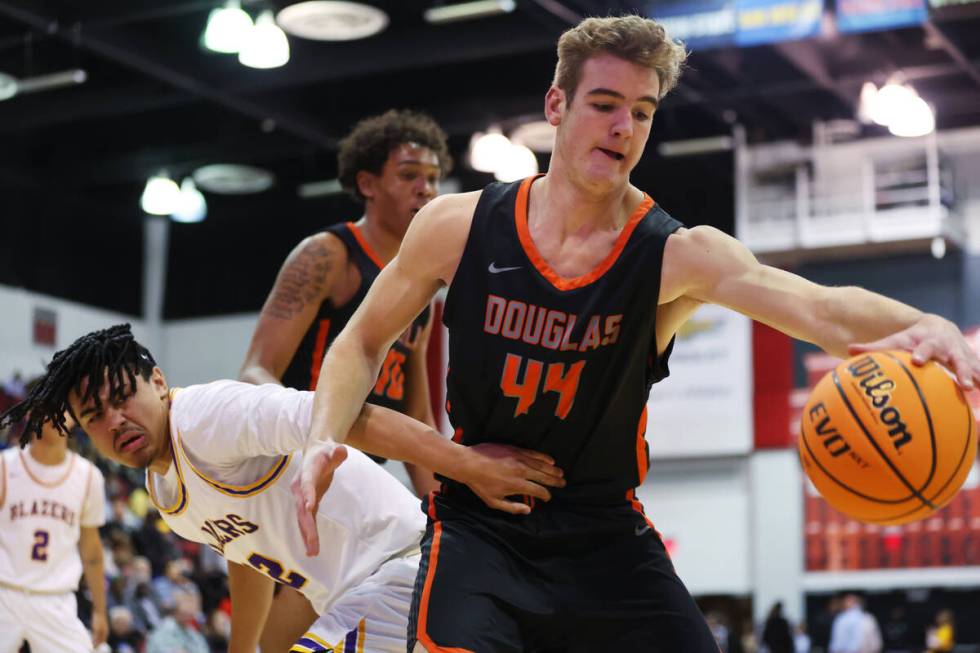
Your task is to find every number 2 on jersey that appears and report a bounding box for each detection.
[500,353,585,419]
[247,552,308,590]
[31,530,49,561]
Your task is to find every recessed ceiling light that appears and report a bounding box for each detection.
[192,164,275,195]
[277,1,388,41]
[510,120,556,153]
[0,72,18,101]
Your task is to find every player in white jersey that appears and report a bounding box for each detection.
[0,415,108,653]
[0,324,565,652]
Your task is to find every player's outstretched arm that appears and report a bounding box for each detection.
[663,226,980,389]
[240,233,346,385]
[296,193,478,555]
[308,192,477,447]
[227,560,276,653]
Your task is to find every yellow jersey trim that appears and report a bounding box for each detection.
[147,390,189,516]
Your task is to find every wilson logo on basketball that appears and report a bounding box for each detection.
[847,355,912,452]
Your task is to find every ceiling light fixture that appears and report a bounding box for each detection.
[277,1,389,41]
[0,72,17,101]
[192,164,275,194]
[469,127,512,173]
[203,0,254,53]
[171,178,208,223]
[494,143,539,182]
[239,10,291,69]
[140,173,182,216]
[424,0,517,24]
[857,79,935,138]
[510,120,556,153]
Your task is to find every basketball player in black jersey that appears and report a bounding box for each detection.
[239,110,452,650]
[299,16,980,653]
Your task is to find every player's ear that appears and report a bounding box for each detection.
[356,170,378,201]
[545,85,566,126]
[150,367,169,400]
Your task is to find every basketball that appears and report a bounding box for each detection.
[799,350,977,525]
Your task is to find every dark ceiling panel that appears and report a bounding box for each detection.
[0,0,978,317]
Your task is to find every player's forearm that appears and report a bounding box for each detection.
[348,404,470,482]
[310,331,387,445]
[814,286,924,357]
[82,555,107,615]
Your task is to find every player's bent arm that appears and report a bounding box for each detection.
[240,233,346,385]
[662,226,923,358]
[402,317,442,496]
[79,526,108,645]
[309,192,478,446]
[348,403,565,508]
[227,560,276,653]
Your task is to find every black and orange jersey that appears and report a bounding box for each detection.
[281,221,431,416]
[443,176,683,499]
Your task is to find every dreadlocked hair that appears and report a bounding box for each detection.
[0,323,156,448]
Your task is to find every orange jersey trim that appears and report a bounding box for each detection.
[514,175,654,291]
[19,450,76,488]
[635,405,649,485]
[416,492,475,653]
[346,222,386,270]
[308,318,331,390]
[627,488,656,531]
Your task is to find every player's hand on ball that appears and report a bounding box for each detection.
[460,443,565,515]
[91,611,108,647]
[293,441,348,556]
[849,314,980,390]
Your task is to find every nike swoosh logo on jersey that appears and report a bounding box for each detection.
[635,523,652,536]
[489,262,522,273]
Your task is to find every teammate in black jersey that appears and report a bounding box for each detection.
[299,16,980,653]
[239,110,452,651]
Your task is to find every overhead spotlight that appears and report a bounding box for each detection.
[0,72,17,101]
[239,10,290,69]
[140,173,181,216]
[494,143,538,182]
[203,0,254,54]
[887,95,935,138]
[857,81,878,124]
[171,178,208,223]
[870,83,919,127]
[469,127,512,172]
[510,120,556,153]
[424,0,517,24]
[277,1,389,41]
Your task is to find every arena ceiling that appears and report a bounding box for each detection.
[1,0,979,317]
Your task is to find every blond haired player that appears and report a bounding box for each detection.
[300,15,980,653]
[0,411,107,652]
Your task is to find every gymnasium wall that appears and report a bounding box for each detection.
[0,284,148,381]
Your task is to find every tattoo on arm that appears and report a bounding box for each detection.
[266,240,333,320]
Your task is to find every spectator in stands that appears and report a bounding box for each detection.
[926,609,955,652]
[763,601,795,653]
[145,588,209,653]
[794,622,811,653]
[152,558,201,613]
[107,605,144,653]
[707,611,731,653]
[830,593,881,653]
